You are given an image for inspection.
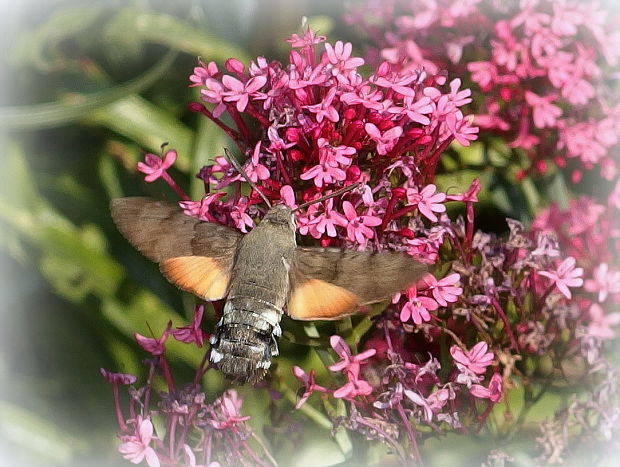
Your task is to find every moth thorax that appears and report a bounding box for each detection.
[209,298,282,384]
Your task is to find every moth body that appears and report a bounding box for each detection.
[211,205,296,383]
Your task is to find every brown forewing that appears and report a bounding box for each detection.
[110,197,241,298]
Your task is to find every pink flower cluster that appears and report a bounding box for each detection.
[101,305,269,467]
[347,0,620,180]
[533,184,620,346]
[184,27,477,253]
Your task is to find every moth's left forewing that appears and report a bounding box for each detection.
[110,197,242,301]
[287,248,428,320]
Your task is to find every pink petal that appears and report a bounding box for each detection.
[222,75,244,91]
[144,448,161,467]
[341,201,358,221]
[364,122,381,139]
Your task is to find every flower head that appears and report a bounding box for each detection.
[450,341,494,375]
[137,150,177,183]
[171,305,208,347]
[539,256,584,299]
[118,418,160,467]
[470,373,503,403]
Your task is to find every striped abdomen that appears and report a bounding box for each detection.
[209,295,283,384]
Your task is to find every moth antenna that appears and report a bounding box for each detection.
[223,148,272,208]
[293,182,361,212]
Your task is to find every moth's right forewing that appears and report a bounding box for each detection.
[287,248,428,320]
[110,197,242,300]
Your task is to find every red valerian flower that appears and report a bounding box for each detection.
[118,417,160,467]
[170,305,208,347]
[587,304,620,340]
[292,366,328,408]
[450,342,495,375]
[210,390,251,429]
[134,322,172,356]
[539,256,584,299]
[469,373,503,403]
[137,150,177,183]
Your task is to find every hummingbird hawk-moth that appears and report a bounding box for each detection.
[111,196,427,383]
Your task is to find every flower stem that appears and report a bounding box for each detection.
[490,295,520,351]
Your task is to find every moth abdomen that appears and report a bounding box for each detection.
[210,298,283,383]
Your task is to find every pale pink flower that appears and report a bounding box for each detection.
[538,256,584,299]
[118,418,160,467]
[300,161,346,188]
[279,185,297,208]
[404,387,453,422]
[388,95,434,125]
[467,61,497,91]
[409,184,446,222]
[525,91,562,129]
[450,341,494,375]
[243,142,270,182]
[304,87,339,123]
[428,273,463,306]
[340,84,385,110]
[328,335,376,374]
[329,335,376,399]
[332,364,374,399]
[137,150,177,183]
[189,61,218,87]
[445,113,479,146]
[324,41,365,72]
[364,123,403,155]
[399,287,438,325]
[211,390,250,429]
[587,303,620,340]
[292,366,328,408]
[222,75,267,112]
[584,263,620,302]
[470,373,503,403]
[446,178,481,202]
[313,199,348,237]
[229,197,254,233]
[371,69,417,97]
[179,192,226,222]
[201,78,228,117]
[287,28,326,48]
[341,201,382,245]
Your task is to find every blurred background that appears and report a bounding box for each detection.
[0,0,618,466]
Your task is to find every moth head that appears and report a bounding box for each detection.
[263,204,296,230]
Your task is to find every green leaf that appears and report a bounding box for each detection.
[189,111,229,198]
[98,154,124,200]
[435,169,480,196]
[454,141,485,166]
[547,172,570,210]
[101,292,201,367]
[11,3,106,69]
[104,9,250,63]
[0,51,177,130]
[84,95,193,172]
